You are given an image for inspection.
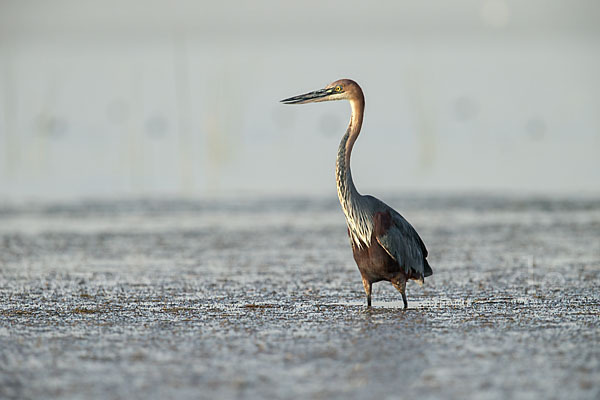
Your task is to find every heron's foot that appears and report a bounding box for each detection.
[362,277,372,308]
[392,278,408,310]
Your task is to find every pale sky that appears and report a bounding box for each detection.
[1,0,599,200]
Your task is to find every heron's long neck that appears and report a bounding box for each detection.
[336,97,365,232]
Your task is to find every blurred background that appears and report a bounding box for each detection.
[0,0,599,201]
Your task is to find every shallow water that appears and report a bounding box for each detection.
[1,195,599,399]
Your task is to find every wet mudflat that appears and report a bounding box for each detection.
[1,195,599,399]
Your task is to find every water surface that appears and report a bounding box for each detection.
[1,195,599,399]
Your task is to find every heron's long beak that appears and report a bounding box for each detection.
[280,88,334,104]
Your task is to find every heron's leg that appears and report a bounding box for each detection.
[361,277,372,307]
[392,278,408,309]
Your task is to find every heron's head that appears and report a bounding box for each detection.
[280,79,363,105]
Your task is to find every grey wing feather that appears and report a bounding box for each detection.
[375,207,430,277]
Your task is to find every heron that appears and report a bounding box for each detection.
[281,79,433,308]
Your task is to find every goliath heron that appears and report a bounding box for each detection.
[281,79,433,308]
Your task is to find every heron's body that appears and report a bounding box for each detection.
[282,79,432,308]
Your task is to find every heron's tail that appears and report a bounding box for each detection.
[423,260,433,277]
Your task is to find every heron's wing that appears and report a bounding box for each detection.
[390,210,428,258]
[374,209,431,277]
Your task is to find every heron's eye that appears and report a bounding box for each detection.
[335,85,342,92]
